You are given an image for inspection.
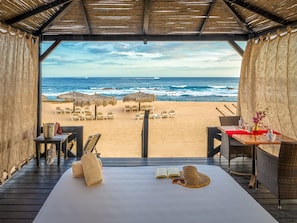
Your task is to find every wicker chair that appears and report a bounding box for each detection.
[219,116,252,172]
[256,141,297,209]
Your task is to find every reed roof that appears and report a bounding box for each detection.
[1,0,297,41]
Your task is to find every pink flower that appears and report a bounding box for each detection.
[253,108,268,124]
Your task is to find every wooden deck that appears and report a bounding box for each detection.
[1,157,297,223]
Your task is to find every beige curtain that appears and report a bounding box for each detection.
[0,24,39,183]
[238,28,297,139]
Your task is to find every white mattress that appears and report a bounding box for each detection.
[33,165,277,223]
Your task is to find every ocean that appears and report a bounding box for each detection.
[42,77,239,102]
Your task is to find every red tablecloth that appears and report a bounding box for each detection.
[225,129,279,136]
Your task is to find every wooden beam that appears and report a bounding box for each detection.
[42,34,249,42]
[223,0,252,34]
[252,20,297,38]
[228,40,244,57]
[225,0,289,25]
[40,0,79,34]
[80,0,92,35]
[207,127,221,157]
[143,0,152,35]
[34,1,73,35]
[5,0,72,24]
[198,0,216,33]
[40,40,61,62]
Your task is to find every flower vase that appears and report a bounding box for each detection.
[253,123,259,132]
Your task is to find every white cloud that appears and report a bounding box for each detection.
[41,41,246,77]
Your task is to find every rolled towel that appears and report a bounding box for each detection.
[72,158,103,178]
[72,161,84,178]
[81,153,103,186]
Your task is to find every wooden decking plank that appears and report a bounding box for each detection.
[0,211,39,219]
[0,199,48,206]
[0,211,36,218]
[0,219,33,223]
[1,183,56,189]
[0,205,40,212]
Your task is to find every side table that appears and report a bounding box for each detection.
[34,134,69,167]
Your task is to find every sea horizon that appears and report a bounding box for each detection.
[42,76,239,102]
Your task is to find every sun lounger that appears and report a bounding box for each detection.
[140,105,146,111]
[135,113,144,120]
[147,105,154,112]
[141,105,154,112]
[131,105,138,112]
[55,106,64,114]
[161,111,169,118]
[149,113,160,119]
[64,107,72,114]
[71,113,81,121]
[96,112,104,120]
[83,106,92,113]
[168,110,176,118]
[84,112,94,120]
[83,134,101,157]
[124,105,132,112]
[74,106,82,113]
[107,112,115,119]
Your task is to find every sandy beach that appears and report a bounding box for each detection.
[42,100,236,158]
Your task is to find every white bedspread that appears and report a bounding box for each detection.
[33,165,277,223]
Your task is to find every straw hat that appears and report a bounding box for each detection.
[172,165,210,188]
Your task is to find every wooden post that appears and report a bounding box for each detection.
[61,126,84,157]
[37,36,42,137]
[207,127,221,157]
[141,110,149,158]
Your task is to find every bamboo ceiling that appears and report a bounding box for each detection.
[0,0,297,42]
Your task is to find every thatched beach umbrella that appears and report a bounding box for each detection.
[123,91,156,110]
[57,91,88,101]
[57,91,89,111]
[74,93,117,117]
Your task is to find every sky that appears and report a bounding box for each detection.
[41,41,246,78]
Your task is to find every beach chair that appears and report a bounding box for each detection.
[64,107,72,114]
[96,111,104,120]
[161,111,169,118]
[135,112,144,120]
[140,105,147,111]
[74,106,82,113]
[84,112,94,120]
[71,113,81,121]
[131,105,138,112]
[147,105,154,112]
[124,105,131,112]
[83,134,101,157]
[55,106,64,114]
[83,106,92,113]
[107,111,115,119]
[168,110,176,118]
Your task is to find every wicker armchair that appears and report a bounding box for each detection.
[256,142,297,209]
[219,116,241,126]
[219,116,252,172]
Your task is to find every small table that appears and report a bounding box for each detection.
[34,134,69,167]
[218,126,295,188]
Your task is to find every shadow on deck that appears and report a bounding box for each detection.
[1,157,297,223]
